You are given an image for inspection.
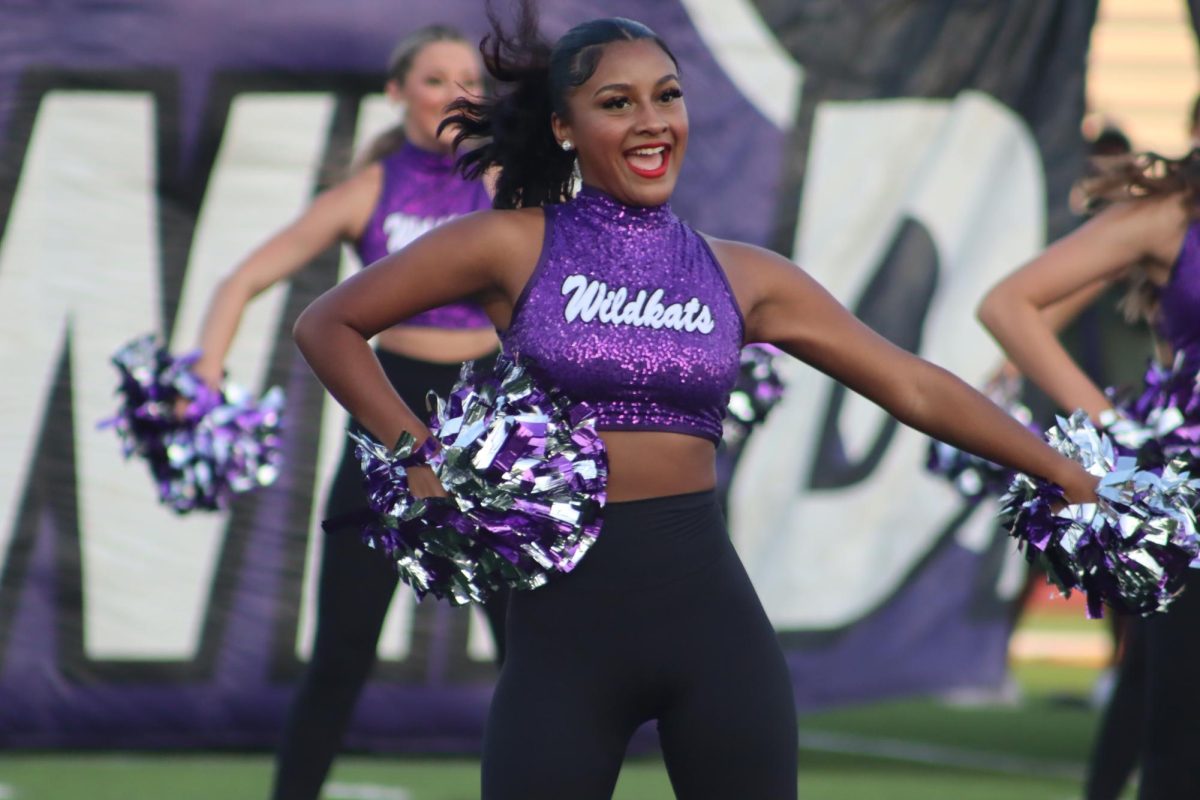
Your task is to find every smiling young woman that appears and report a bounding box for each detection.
[550,39,685,203]
[184,24,509,800]
[292,3,1099,798]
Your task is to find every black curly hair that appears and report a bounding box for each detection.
[440,0,677,209]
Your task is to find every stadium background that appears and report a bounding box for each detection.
[1,0,1198,797]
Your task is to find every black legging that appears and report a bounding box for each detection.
[1084,568,1200,800]
[482,490,798,800]
[272,349,507,800]
[1085,618,1144,800]
[1138,568,1200,798]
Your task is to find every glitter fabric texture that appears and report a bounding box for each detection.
[502,186,744,444]
[355,140,493,329]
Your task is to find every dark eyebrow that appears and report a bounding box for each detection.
[592,74,680,97]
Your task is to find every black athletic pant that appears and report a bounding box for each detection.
[1084,567,1200,799]
[271,349,507,800]
[1084,618,1144,800]
[1138,568,1200,798]
[482,490,798,800]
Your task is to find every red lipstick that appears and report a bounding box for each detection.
[624,142,671,179]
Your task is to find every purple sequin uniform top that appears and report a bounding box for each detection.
[1158,220,1200,353]
[502,186,745,444]
[355,140,492,329]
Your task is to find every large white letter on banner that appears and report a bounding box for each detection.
[0,91,333,660]
[292,95,422,662]
[730,92,1044,629]
[677,0,803,130]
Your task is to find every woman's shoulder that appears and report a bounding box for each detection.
[1095,191,1192,266]
[694,234,810,318]
[460,205,545,238]
[1105,189,1190,225]
[700,235,799,280]
[423,206,546,271]
[285,160,384,244]
[318,158,385,210]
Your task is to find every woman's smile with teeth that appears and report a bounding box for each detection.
[624,144,670,178]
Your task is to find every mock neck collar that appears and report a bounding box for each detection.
[568,184,676,228]
[398,139,457,173]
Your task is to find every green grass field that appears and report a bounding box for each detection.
[1,608,1133,800]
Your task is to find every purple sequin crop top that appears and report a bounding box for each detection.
[501,186,745,444]
[1157,220,1200,353]
[355,140,492,329]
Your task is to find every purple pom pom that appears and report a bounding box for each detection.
[926,375,1038,499]
[723,344,788,448]
[346,354,608,605]
[1107,348,1200,469]
[100,333,284,512]
[1000,411,1200,618]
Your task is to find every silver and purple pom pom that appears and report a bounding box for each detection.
[1000,410,1200,618]
[1106,348,1200,469]
[100,333,284,513]
[722,344,788,448]
[346,354,608,605]
[926,375,1038,500]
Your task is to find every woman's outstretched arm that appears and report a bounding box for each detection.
[712,238,1098,502]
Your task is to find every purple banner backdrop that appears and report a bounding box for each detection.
[0,0,1091,750]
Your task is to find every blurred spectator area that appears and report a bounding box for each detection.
[1088,0,1199,155]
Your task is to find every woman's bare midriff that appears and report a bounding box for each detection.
[376,324,499,364]
[600,430,717,502]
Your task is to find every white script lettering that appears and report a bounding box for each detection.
[560,274,715,334]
